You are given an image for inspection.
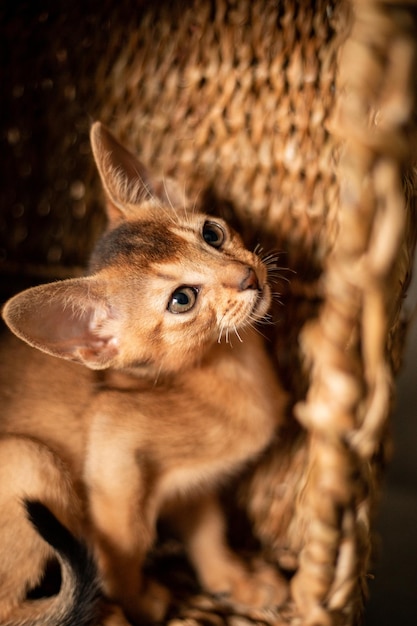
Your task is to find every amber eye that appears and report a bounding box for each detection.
[202,221,225,249]
[168,286,198,314]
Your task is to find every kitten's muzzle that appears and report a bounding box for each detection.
[239,266,270,319]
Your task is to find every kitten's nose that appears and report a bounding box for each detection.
[239,267,259,291]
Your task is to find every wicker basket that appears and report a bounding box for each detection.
[1,1,417,624]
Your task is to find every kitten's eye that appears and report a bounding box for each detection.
[202,221,225,249]
[168,286,198,314]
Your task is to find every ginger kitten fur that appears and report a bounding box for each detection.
[0,122,287,625]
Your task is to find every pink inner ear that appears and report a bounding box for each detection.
[35,300,105,350]
[3,279,120,369]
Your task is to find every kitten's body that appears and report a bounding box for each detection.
[0,123,287,625]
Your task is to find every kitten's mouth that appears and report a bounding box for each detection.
[219,273,271,335]
[250,284,271,321]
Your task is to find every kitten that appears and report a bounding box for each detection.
[0,122,287,625]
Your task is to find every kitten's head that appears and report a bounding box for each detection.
[2,123,273,375]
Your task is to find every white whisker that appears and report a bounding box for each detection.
[253,317,275,328]
[161,176,184,226]
[247,321,269,340]
[153,363,163,387]
[234,325,243,343]
[262,253,280,265]
[218,316,228,344]
[190,187,202,218]
[270,292,284,306]
[266,268,292,277]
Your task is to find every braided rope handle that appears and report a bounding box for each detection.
[291,2,417,624]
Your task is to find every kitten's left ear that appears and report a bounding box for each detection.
[2,278,121,370]
[90,122,186,224]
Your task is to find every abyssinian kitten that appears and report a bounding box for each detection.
[0,122,287,625]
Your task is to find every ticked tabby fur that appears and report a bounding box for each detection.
[0,123,287,625]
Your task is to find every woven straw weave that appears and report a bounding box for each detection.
[1,1,417,625]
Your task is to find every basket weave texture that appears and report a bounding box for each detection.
[1,1,417,625]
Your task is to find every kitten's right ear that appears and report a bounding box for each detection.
[90,121,156,223]
[2,278,121,370]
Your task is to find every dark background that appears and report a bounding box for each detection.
[365,258,417,626]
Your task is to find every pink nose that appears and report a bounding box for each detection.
[239,267,259,291]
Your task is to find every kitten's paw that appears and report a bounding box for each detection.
[123,579,172,625]
[242,560,289,608]
[205,559,288,609]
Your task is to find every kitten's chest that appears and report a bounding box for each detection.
[92,332,285,500]
[152,381,279,504]
[149,337,284,491]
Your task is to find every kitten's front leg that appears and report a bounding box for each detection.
[84,417,170,624]
[173,493,288,609]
